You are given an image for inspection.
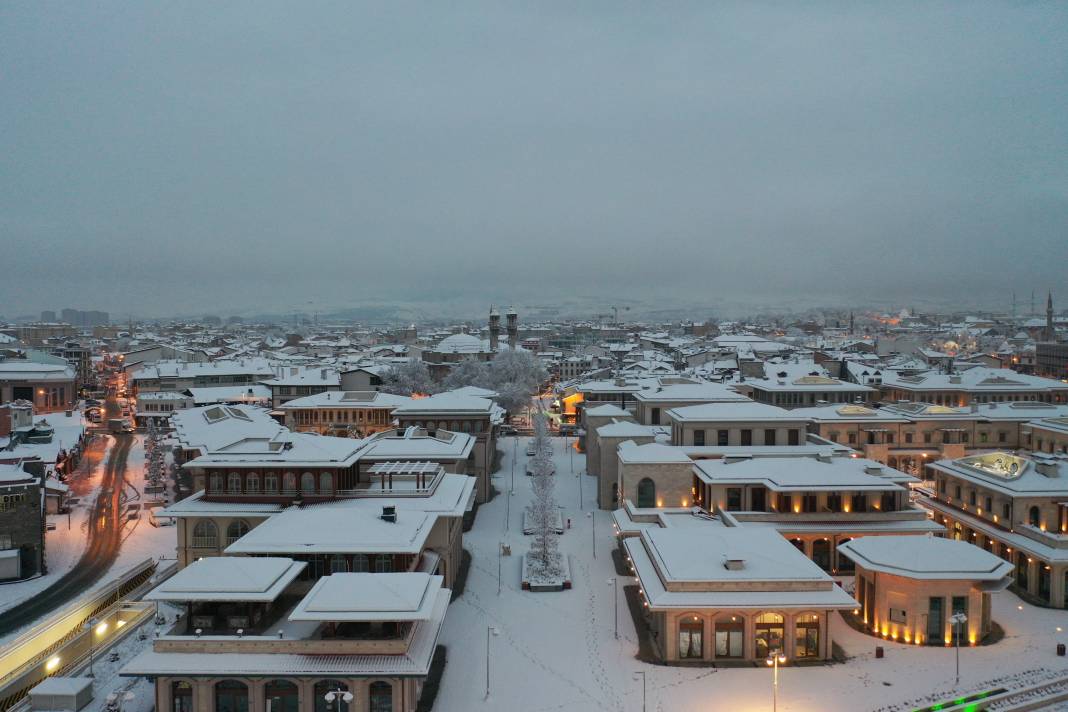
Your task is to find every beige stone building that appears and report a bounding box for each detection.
[923,451,1068,607]
[623,527,855,664]
[839,536,1012,646]
[123,558,447,711]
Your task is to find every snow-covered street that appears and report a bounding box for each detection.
[436,436,1068,712]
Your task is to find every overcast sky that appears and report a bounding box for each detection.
[2,2,1067,318]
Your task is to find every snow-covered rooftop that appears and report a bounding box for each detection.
[289,573,443,621]
[838,536,1014,581]
[144,557,305,602]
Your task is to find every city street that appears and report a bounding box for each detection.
[0,433,134,637]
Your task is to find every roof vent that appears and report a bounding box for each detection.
[724,558,745,571]
[864,465,883,475]
[1035,461,1060,478]
[381,505,397,523]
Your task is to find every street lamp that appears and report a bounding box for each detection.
[632,671,646,712]
[484,626,500,698]
[950,612,968,685]
[87,617,100,677]
[587,511,596,558]
[323,689,353,710]
[607,578,618,639]
[766,649,787,712]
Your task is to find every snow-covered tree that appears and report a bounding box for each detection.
[441,358,488,391]
[480,350,548,414]
[381,360,438,396]
[526,413,562,580]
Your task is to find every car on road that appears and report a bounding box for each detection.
[499,425,517,436]
[525,442,537,456]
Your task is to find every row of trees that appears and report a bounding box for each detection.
[380,350,548,414]
[526,412,563,580]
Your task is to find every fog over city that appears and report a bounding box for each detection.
[2,2,1066,318]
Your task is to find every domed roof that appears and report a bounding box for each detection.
[436,333,487,353]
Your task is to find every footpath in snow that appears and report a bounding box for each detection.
[435,435,1068,712]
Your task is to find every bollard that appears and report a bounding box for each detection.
[875,646,884,659]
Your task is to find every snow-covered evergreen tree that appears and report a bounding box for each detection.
[526,413,562,580]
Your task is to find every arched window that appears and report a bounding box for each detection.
[246,473,260,494]
[314,681,350,712]
[227,472,242,494]
[678,614,704,659]
[264,473,279,493]
[795,613,821,658]
[209,473,223,492]
[353,554,369,572]
[754,612,784,660]
[283,472,297,493]
[715,614,744,658]
[320,472,334,494]
[374,554,393,573]
[369,682,393,712]
[226,520,250,545]
[171,681,193,712]
[636,478,656,508]
[214,679,248,712]
[264,679,298,712]
[1030,506,1041,528]
[192,520,218,548]
[301,472,316,494]
[330,555,349,573]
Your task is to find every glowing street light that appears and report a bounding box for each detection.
[950,612,968,686]
[766,649,787,712]
[324,689,353,710]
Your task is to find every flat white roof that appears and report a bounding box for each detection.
[289,573,443,621]
[667,401,808,422]
[225,505,433,555]
[694,456,914,491]
[837,536,1014,581]
[145,557,305,602]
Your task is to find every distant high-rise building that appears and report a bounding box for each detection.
[59,308,109,327]
[40,310,56,322]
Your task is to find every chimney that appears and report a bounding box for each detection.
[381,505,397,523]
[1035,460,1060,478]
[724,558,745,571]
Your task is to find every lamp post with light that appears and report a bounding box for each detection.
[87,617,106,678]
[323,689,353,711]
[484,626,500,698]
[950,612,968,685]
[607,577,618,639]
[766,649,786,712]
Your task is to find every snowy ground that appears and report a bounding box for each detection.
[435,436,1068,712]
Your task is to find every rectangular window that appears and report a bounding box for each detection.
[1003,503,1011,520]
[827,493,841,511]
[852,494,868,512]
[651,407,660,425]
[693,429,705,446]
[717,430,729,446]
[848,432,857,444]
[726,488,743,511]
[788,429,800,446]
[740,429,752,446]
[905,432,914,444]
[765,429,777,446]
[802,494,818,513]
[924,432,932,444]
